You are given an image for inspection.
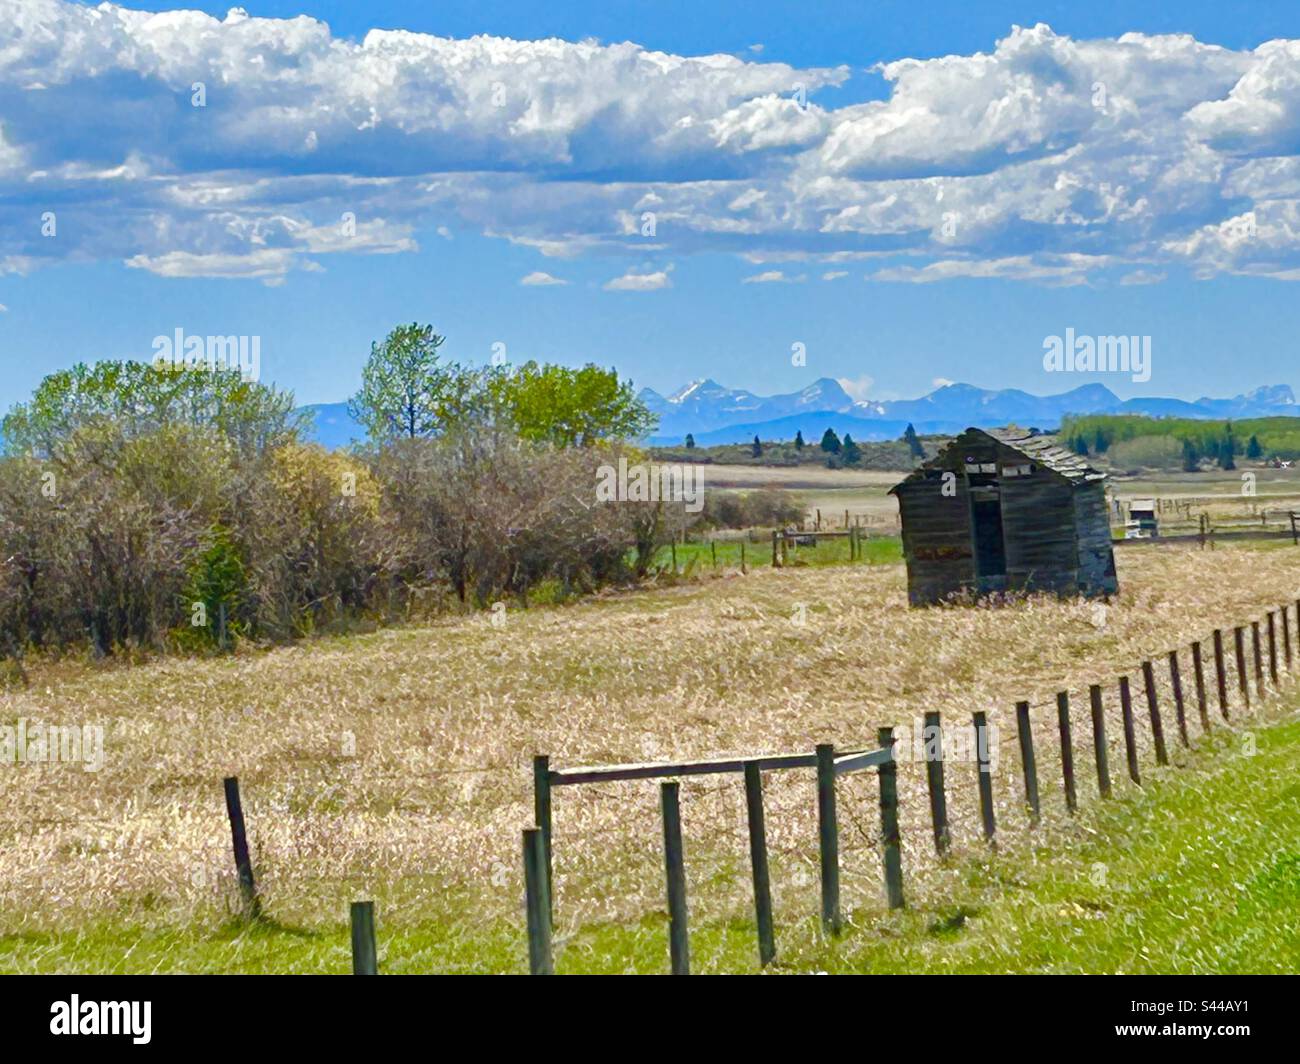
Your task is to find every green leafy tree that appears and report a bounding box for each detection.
[842,433,862,466]
[3,360,301,464]
[902,423,924,459]
[794,430,805,450]
[490,361,656,446]
[348,323,476,440]
[820,427,841,454]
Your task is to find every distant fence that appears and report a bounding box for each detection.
[522,598,1300,974]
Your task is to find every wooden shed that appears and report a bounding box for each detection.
[890,427,1118,606]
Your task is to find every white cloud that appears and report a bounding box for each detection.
[742,269,804,283]
[5,7,1300,283]
[520,270,568,286]
[822,270,848,280]
[837,375,874,400]
[604,268,672,291]
[932,377,955,388]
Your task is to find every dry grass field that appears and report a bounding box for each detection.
[3,538,1300,972]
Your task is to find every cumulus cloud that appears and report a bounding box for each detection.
[837,374,874,399]
[742,269,803,283]
[4,5,1300,283]
[604,268,672,291]
[520,270,567,286]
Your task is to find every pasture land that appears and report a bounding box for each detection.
[2,538,1299,972]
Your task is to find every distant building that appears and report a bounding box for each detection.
[890,427,1118,606]
[1126,499,1158,539]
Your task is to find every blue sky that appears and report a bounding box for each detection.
[4,1,1300,410]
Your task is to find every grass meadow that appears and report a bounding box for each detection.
[2,536,1299,973]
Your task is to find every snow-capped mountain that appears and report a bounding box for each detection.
[641,380,1300,446]
[639,376,856,438]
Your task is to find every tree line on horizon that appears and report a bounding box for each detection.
[682,422,928,467]
[1061,413,1294,471]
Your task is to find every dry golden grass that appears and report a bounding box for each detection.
[3,541,1300,963]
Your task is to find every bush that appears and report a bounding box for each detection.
[1105,434,1183,471]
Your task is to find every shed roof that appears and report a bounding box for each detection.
[890,426,1108,495]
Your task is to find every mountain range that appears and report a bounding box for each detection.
[639,379,1300,446]
[296,380,1299,450]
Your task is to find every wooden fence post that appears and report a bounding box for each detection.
[660,782,690,974]
[1290,511,1297,546]
[1214,628,1229,718]
[815,743,841,935]
[877,728,904,910]
[1015,701,1040,825]
[1191,641,1209,731]
[1282,603,1292,668]
[1267,612,1279,686]
[222,776,261,920]
[1119,676,1141,785]
[522,828,553,975]
[771,530,780,568]
[1168,650,1189,747]
[1234,625,1250,710]
[1252,620,1265,695]
[350,901,378,975]
[742,762,776,967]
[532,756,553,925]
[1141,660,1169,765]
[1088,684,1111,798]
[973,713,996,843]
[922,712,950,856]
[1056,691,1077,813]
[740,539,747,574]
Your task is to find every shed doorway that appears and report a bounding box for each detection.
[968,481,1006,579]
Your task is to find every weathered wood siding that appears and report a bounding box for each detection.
[1073,483,1119,596]
[997,443,1078,594]
[896,472,974,605]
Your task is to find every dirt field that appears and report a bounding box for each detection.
[3,538,1299,972]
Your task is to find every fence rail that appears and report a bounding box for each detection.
[523,598,1300,974]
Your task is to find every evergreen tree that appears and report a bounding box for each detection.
[1246,434,1263,459]
[794,429,805,450]
[1218,436,1236,471]
[1073,435,1089,457]
[820,427,841,454]
[842,433,862,466]
[902,423,924,459]
[684,433,695,449]
[1093,429,1109,454]
[1181,438,1200,472]
[751,434,763,458]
